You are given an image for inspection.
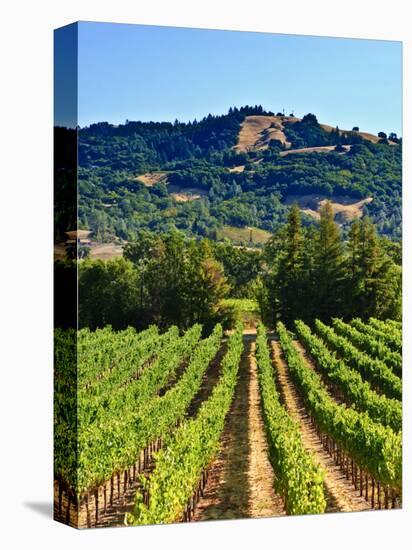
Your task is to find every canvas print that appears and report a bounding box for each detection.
[54,21,402,528]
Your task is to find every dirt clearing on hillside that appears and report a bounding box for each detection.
[280,145,351,157]
[135,172,168,186]
[169,192,201,202]
[285,193,373,222]
[90,243,124,260]
[228,165,246,173]
[233,115,296,153]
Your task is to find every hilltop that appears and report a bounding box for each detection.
[72,106,401,246]
[232,114,396,154]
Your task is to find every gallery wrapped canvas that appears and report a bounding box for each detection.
[54,21,402,528]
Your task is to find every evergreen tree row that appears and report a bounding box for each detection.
[258,202,401,326]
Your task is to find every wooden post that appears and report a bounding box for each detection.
[95,489,99,524]
[66,493,71,525]
[110,475,114,506]
[360,470,363,496]
[371,479,375,508]
[58,481,62,518]
[86,493,91,528]
[103,485,107,513]
[365,474,368,501]
[377,482,381,509]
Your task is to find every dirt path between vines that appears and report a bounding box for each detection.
[187,341,227,418]
[247,341,285,518]
[293,340,349,406]
[270,340,370,513]
[193,334,285,521]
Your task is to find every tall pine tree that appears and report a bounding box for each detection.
[277,203,306,325]
[313,201,346,321]
[347,217,401,319]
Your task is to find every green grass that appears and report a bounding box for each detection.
[222,298,259,313]
[222,298,260,328]
[218,225,272,246]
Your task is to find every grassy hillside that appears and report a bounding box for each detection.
[218,225,272,245]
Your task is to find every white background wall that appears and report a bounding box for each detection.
[0,0,409,548]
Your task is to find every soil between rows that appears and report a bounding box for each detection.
[193,334,285,521]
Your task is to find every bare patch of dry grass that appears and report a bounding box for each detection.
[233,115,294,153]
[285,194,373,222]
[135,171,168,186]
[280,145,351,157]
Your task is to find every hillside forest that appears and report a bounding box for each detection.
[54,106,402,332]
[66,106,402,243]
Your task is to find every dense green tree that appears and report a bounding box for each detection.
[212,242,262,297]
[258,205,311,326]
[313,201,346,321]
[258,210,401,327]
[346,218,401,319]
[183,240,230,332]
[78,257,140,329]
[82,231,234,332]
[276,203,306,324]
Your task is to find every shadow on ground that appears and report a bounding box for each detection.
[23,501,53,519]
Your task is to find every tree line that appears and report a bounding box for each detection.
[258,203,401,327]
[71,207,401,334]
[79,232,233,334]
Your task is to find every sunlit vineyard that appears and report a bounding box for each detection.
[54,317,402,528]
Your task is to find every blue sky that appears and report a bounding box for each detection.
[73,21,402,135]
